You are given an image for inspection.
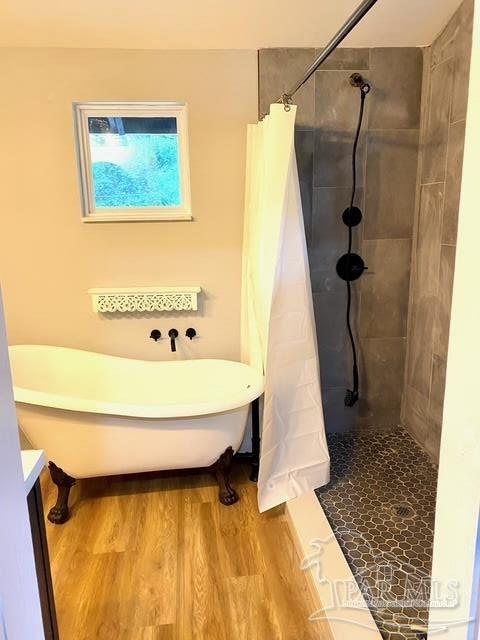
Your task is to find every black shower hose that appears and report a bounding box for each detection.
[345,84,369,407]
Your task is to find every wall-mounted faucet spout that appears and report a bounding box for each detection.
[168,328,179,352]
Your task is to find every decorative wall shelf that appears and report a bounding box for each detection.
[88,287,201,313]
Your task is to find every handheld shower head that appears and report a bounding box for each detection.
[344,363,360,407]
[344,389,359,407]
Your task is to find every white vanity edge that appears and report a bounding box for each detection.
[21,450,46,495]
[286,490,382,640]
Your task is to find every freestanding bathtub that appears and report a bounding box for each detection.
[8,345,264,523]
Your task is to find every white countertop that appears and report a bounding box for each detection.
[21,450,46,494]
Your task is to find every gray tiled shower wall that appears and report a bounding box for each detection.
[402,0,473,463]
[258,0,472,449]
[259,47,423,433]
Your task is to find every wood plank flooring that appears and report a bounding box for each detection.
[42,464,332,640]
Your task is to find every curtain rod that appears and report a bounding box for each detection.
[279,0,380,106]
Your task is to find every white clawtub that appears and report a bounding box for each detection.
[8,345,264,521]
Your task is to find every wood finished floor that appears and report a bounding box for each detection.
[43,464,331,640]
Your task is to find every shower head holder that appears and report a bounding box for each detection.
[344,389,359,407]
[350,72,371,94]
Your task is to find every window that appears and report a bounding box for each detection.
[74,102,191,221]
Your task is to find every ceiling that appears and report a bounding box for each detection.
[0,0,465,50]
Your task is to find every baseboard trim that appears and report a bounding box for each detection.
[285,491,382,640]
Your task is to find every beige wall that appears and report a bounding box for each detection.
[0,48,257,360]
[430,0,480,634]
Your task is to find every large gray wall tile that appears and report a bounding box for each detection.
[314,70,370,131]
[403,385,430,446]
[314,129,366,188]
[258,48,315,128]
[295,130,314,244]
[451,0,474,122]
[314,70,367,187]
[433,244,456,359]
[431,11,459,67]
[421,58,454,184]
[300,181,313,248]
[369,48,423,130]
[359,239,411,339]
[358,338,406,427]
[430,355,447,428]
[295,130,314,185]
[402,0,472,463]
[407,184,443,397]
[310,187,361,293]
[313,48,370,70]
[364,130,419,240]
[443,119,466,244]
[424,422,442,464]
[322,387,360,433]
[414,184,444,296]
[313,291,356,389]
[407,296,435,398]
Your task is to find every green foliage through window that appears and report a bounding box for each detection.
[90,132,181,208]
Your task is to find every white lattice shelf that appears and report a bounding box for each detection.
[88,287,201,313]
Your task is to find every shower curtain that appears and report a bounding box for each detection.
[241,104,330,513]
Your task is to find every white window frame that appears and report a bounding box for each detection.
[74,102,192,222]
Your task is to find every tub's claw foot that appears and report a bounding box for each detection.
[219,485,239,506]
[47,462,76,524]
[47,505,70,525]
[214,446,239,506]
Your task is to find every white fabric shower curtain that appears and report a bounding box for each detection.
[241,104,330,513]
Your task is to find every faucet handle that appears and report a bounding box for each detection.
[186,328,196,340]
[150,329,161,342]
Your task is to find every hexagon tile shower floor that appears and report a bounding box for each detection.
[316,428,437,640]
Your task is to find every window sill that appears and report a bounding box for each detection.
[81,212,193,223]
